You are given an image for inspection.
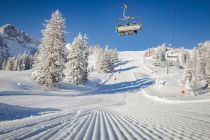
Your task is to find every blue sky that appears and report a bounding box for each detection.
[0,0,209,51]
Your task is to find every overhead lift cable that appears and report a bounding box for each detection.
[172,0,177,46]
[141,29,154,48]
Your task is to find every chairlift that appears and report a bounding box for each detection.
[116,4,142,36]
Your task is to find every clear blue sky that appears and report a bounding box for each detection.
[0,0,209,51]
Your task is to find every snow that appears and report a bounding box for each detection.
[0,103,58,121]
[0,51,210,139]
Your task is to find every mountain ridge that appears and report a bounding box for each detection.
[0,24,39,56]
[0,24,39,69]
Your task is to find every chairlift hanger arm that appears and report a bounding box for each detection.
[122,4,141,21]
[122,4,131,20]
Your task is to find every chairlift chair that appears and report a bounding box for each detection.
[116,4,142,36]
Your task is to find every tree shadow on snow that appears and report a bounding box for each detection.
[114,60,133,67]
[0,103,59,121]
[114,66,138,73]
[97,78,155,94]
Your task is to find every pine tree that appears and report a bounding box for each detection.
[179,49,190,65]
[13,55,19,71]
[156,43,167,61]
[154,44,167,61]
[205,47,210,87]
[2,59,6,70]
[0,37,9,70]
[196,56,205,80]
[5,57,15,70]
[31,10,66,87]
[198,41,209,57]
[144,48,155,57]
[112,48,118,63]
[18,51,32,71]
[157,49,164,61]
[182,52,201,94]
[64,35,85,85]
[196,41,210,85]
[182,62,193,89]
[97,50,114,73]
[79,34,88,82]
[105,46,118,64]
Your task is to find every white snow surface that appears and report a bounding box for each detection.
[0,51,210,140]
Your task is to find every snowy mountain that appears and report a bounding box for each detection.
[0,24,39,56]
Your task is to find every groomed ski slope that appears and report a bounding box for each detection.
[0,51,210,140]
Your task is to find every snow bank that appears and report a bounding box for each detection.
[142,89,210,104]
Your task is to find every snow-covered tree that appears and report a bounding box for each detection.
[0,36,9,69]
[79,34,89,82]
[197,41,209,57]
[153,43,168,61]
[179,49,190,65]
[191,47,198,63]
[65,43,83,84]
[105,45,118,64]
[110,48,118,63]
[97,50,114,73]
[19,51,32,70]
[31,10,66,87]
[65,34,88,85]
[157,50,165,61]
[13,55,20,71]
[88,45,100,55]
[182,42,209,94]
[144,48,155,57]
[88,44,117,73]
[3,52,33,71]
[1,59,6,70]
[182,60,193,89]
[159,43,167,53]
[193,41,210,86]
[5,57,15,70]
[196,56,206,80]
[190,75,200,96]
[181,41,210,95]
[205,46,210,87]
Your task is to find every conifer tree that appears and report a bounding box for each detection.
[5,57,15,70]
[13,55,19,71]
[0,37,9,70]
[2,59,6,70]
[97,50,114,73]
[78,34,88,82]
[31,10,66,87]
[65,35,86,85]
[205,47,210,87]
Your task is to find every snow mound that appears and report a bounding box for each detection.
[0,70,101,96]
